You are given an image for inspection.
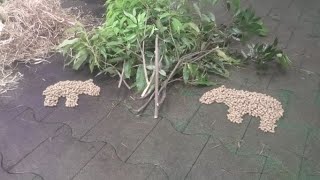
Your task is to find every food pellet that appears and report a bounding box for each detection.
[42,79,100,107]
[199,85,284,133]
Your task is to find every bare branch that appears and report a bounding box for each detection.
[154,34,160,118]
[118,65,124,88]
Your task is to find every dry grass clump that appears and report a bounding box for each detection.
[43,79,100,107]
[0,0,84,94]
[200,85,284,133]
[0,0,77,64]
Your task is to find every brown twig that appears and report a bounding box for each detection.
[154,34,159,118]
[118,65,124,88]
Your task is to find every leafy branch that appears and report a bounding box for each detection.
[57,0,291,117]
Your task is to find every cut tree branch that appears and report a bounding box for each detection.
[154,34,159,118]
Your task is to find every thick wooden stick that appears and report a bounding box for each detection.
[154,34,160,118]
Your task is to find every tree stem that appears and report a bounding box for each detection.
[154,34,159,119]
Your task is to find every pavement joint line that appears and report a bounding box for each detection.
[298,130,311,179]
[143,166,157,180]
[235,117,253,154]
[1,105,63,172]
[181,104,202,133]
[283,30,294,49]
[6,136,51,172]
[258,156,268,180]
[14,115,171,180]
[0,152,45,180]
[70,143,107,180]
[288,0,295,8]
[183,135,212,180]
[79,100,122,140]
[124,117,163,163]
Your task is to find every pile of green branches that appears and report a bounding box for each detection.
[58,0,291,117]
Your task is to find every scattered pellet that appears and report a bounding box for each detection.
[199,85,284,133]
[42,79,100,107]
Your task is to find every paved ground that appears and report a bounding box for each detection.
[1,0,320,179]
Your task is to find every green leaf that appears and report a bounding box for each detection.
[187,64,198,77]
[57,38,79,49]
[135,65,146,92]
[89,62,95,72]
[124,11,137,23]
[171,18,183,33]
[124,60,133,78]
[149,26,156,37]
[193,3,202,17]
[159,69,167,77]
[183,65,190,83]
[159,12,171,19]
[73,50,88,70]
[201,14,211,22]
[209,13,216,22]
[187,22,200,33]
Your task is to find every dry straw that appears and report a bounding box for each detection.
[0,0,82,94]
[200,85,284,133]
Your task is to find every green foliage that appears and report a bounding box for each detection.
[241,38,291,70]
[57,0,290,114]
[227,0,268,41]
[58,0,241,91]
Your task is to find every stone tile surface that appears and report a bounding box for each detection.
[73,144,166,180]
[11,126,104,180]
[81,104,161,161]
[185,137,264,180]
[128,119,208,180]
[0,0,320,180]
[0,110,61,169]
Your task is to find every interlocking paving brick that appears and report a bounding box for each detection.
[259,156,299,180]
[227,66,273,92]
[185,137,264,180]
[185,104,251,153]
[0,168,38,180]
[301,52,320,74]
[0,154,41,180]
[286,30,307,56]
[247,0,273,17]
[160,84,203,132]
[146,167,169,180]
[211,0,232,25]
[261,16,280,33]
[42,79,127,138]
[237,117,306,180]
[0,103,27,122]
[299,129,320,179]
[267,71,320,126]
[73,144,166,180]
[81,104,160,161]
[274,24,294,49]
[11,125,104,180]
[269,5,301,29]
[0,109,61,169]
[284,33,306,68]
[127,119,208,180]
[268,69,319,98]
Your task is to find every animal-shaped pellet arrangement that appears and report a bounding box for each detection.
[199,85,284,133]
[43,79,100,107]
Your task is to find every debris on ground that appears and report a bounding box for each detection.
[43,79,100,107]
[199,85,284,133]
